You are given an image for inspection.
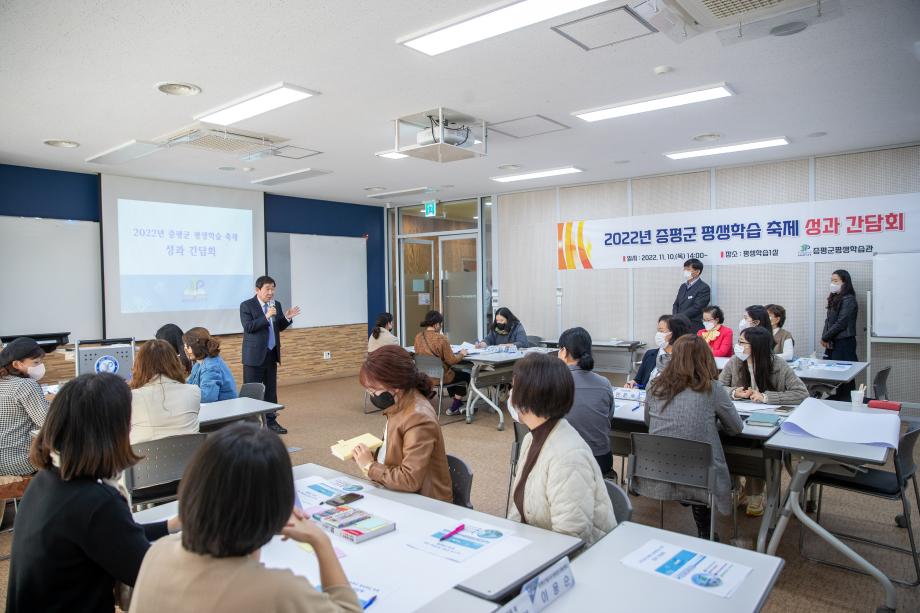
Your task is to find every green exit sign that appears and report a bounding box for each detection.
[423,200,437,217]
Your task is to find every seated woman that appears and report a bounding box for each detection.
[738,304,772,336]
[697,305,733,357]
[624,315,671,389]
[413,310,470,416]
[766,304,795,361]
[367,312,400,353]
[155,323,192,375]
[183,327,238,403]
[130,423,361,613]
[130,339,201,445]
[6,373,180,613]
[507,353,616,546]
[0,338,49,477]
[557,327,615,476]
[719,325,808,516]
[352,345,453,502]
[477,307,529,348]
[637,336,743,540]
[647,314,692,385]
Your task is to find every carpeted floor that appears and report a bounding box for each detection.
[2,375,919,611]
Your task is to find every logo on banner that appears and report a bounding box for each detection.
[798,244,812,256]
[95,355,119,374]
[557,221,594,270]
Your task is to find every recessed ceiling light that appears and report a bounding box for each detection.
[196,83,317,126]
[241,166,255,172]
[491,166,583,183]
[43,139,80,148]
[498,163,522,171]
[218,166,236,171]
[375,150,409,160]
[665,137,789,160]
[807,131,828,138]
[653,65,673,75]
[364,187,387,193]
[770,21,808,36]
[693,133,721,142]
[157,82,202,96]
[399,0,609,56]
[573,83,734,123]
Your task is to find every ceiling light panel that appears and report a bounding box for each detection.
[250,168,331,186]
[197,83,317,126]
[85,140,161,164]
[573,83,733,122]
[491,166,582,183]
[665,137,789,160]
[376,150,409,159]
[399,0,609,56]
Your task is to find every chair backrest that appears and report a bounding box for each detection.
[605,479,633,523]
[895,423,920,482]
[446,454,474,509]
[627,433,714,494]
[510,421,531,474]
[414,354,445,381]
[125,433,208,491]
[873,366,891,401]
[526,335,544,347]
[239,382,266,401]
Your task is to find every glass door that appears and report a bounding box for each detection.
[439,235,480,345]
[399,238,434,345]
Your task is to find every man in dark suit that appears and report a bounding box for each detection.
[240,275,301,434]
[672,258,710,334]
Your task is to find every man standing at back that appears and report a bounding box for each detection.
[240,275,300,434]
[672,258,710,334]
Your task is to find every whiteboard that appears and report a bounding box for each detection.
[872,252,920,338]
[0,216,103,342]
[287,234,368,328]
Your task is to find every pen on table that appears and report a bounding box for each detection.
[631,404,640,412]
[362,595,377,609]
[439,523,465,541]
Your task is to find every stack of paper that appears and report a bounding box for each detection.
[780,397,900,448]
[331,433,384,461]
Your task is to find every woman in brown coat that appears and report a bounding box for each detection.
[413,310,470,416]
[352,346,453,502]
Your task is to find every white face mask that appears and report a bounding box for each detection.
[829,282,841,293]
[738,318,750,331]
[703,321,715,331]
[27,363,46,380]
[506,394,520,422]
[734,344,749,362]
[682,269,693,281]
[654,331,668,349]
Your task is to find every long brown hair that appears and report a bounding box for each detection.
[648,335,718,409]
[183,327,221,359]
[359,345,433,398]
[131,339,188,389]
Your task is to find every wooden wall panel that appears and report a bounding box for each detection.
[39,324,368,387]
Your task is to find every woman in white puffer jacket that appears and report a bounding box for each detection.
[506,353,616,547]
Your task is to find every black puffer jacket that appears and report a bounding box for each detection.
[821,294,858,342]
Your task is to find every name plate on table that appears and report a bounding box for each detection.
[497,557,575,613]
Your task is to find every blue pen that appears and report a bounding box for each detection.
[631,405,640,412]
[836,362,852,366]
[363,595,377,609]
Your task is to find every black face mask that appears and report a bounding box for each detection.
[494,324,509,335]
[370,391,396,409]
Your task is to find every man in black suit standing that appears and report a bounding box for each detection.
[240,275,301,434]
[672,258,710,334]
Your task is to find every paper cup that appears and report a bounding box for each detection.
[851,390,865,407]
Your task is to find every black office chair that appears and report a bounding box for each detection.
[799,423,920,586]
[446,454,474,509]
[126,433,208,510]
[873,366,892,401]
[238,382,266,401]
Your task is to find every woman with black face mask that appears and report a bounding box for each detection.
[351,346,453,502]
[477,307,529,349]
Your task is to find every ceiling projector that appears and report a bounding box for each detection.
[416,117,472,147]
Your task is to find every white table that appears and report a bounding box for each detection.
[558,522,783,612]
[198,396,283,428]
[764,401,896,610]
[714,357,869,396]
[542,339,645,376]
[134,462,582,608]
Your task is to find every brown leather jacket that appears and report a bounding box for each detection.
[367,391,453,503]
[414,330,462,384]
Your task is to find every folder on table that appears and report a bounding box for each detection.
[331,433,384,461]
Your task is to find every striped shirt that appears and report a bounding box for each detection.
[0,376,48,475]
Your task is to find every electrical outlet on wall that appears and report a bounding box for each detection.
[323,351,332,360]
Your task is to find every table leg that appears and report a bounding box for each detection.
[757,457,782,553]
[768,459,897,610]
[464,364,505,431]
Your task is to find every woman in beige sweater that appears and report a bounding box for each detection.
[130,423,361,613]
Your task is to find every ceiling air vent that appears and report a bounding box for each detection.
[670,0,816,28]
